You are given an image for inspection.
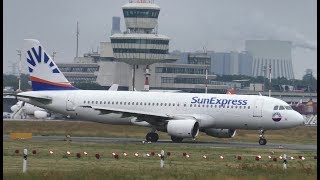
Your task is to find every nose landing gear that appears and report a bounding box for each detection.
[258,129,267,145]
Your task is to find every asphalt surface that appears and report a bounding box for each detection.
[3,135,317,151]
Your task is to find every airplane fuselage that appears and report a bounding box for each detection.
[18,90,304,130]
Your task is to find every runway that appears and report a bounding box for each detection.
[3,135,317,151]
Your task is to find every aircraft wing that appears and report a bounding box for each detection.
[83,105,173,125]
[16,94,52,104]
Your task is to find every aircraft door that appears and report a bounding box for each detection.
[253,98,264,117]
[66,93,76,111]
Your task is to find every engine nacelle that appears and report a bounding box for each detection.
[34,110,48,119]
[204,128,236,138]
[167,120,199,138]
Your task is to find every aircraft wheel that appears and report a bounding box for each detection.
[146,132,159,142]
[259,138,267,145]
[171,136,183,143]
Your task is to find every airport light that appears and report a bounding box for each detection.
[219,155,224,159]
[186,154,190,158]
[134,152,139,157]
[279,156,283,160]
[67,151,71,155]
[123,152,127,157]
[83,152,88,155]
[146,153,150,157]
[268,155,272,159]
[49,150,53,154]
[202,155,207,159]
[290,157,294,160]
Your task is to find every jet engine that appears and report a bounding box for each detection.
[167,120,199,138]
[204,128,236,138]
[34,110,48,119]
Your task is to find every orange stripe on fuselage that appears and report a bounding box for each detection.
[30,76,74,87]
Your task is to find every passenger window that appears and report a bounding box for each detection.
[227,106,229,108]
[160,103,163,106]
[140,102,143,105]
[198,104,201,107]
[144,103,146,105]
[190,104,193,107]
[173,103,175,106]
[235,106,237,108]
[87,101,90,104]
[124,102,126,105]
[279,106,285,110]
[84,101,86,104]
[231,106,233,108]
[168,103,171,106]
[152,103,155,106]
[239,106,242,109]
[244,106,246,109]
[285,106,292,110]
[128,102,130,105]
[210,105,213,108]
[215,105,217,108]
[120,102,122,105]
[104,101,106,104]
[108,101,110,104]
[100,101,102,104]
[184,104,187,107]
[164,103,167,106]
[96,101,98,104]
[248,106,250,109]
[92,101,94,104]
[202,105,205,107]
[148,103,151,106]
[116,102,118,105]
[273,106,279,110]
[156,103,159,106]
[132,102,134,105]
[136,102,139,105]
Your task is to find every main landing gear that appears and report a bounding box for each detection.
[171,136,183,143]
[146,132,159,142]
[258,129,267,145]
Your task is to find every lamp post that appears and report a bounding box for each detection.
[16,50,22,91]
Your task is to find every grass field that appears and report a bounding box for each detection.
[3,120,318,179]
[3,139,317,180]
[3,120,317,145]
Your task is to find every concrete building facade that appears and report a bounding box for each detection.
[245,40,294,79]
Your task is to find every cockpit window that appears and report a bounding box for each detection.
[279,106,285,110]
[285,106,293,110]
[273,106,279,110]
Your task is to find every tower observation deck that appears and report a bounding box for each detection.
[110,0,170,90]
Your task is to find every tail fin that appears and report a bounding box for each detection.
[23,39,77,91]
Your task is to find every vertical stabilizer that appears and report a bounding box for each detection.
[23,39,77,91]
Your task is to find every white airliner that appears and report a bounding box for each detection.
[17,39,305,145]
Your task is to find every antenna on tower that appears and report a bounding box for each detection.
[76,21,79,57]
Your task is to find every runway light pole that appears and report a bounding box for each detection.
[22,149,27,173]
[16,50,22,91]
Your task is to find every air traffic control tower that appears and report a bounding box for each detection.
[110,0,170,91]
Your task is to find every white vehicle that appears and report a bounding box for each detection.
[17,39,304,145]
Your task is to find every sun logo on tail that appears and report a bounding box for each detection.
[27,46,60,74]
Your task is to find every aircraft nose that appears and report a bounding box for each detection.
[296,112,305,126]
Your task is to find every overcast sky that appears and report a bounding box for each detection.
[4,0,317,79]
